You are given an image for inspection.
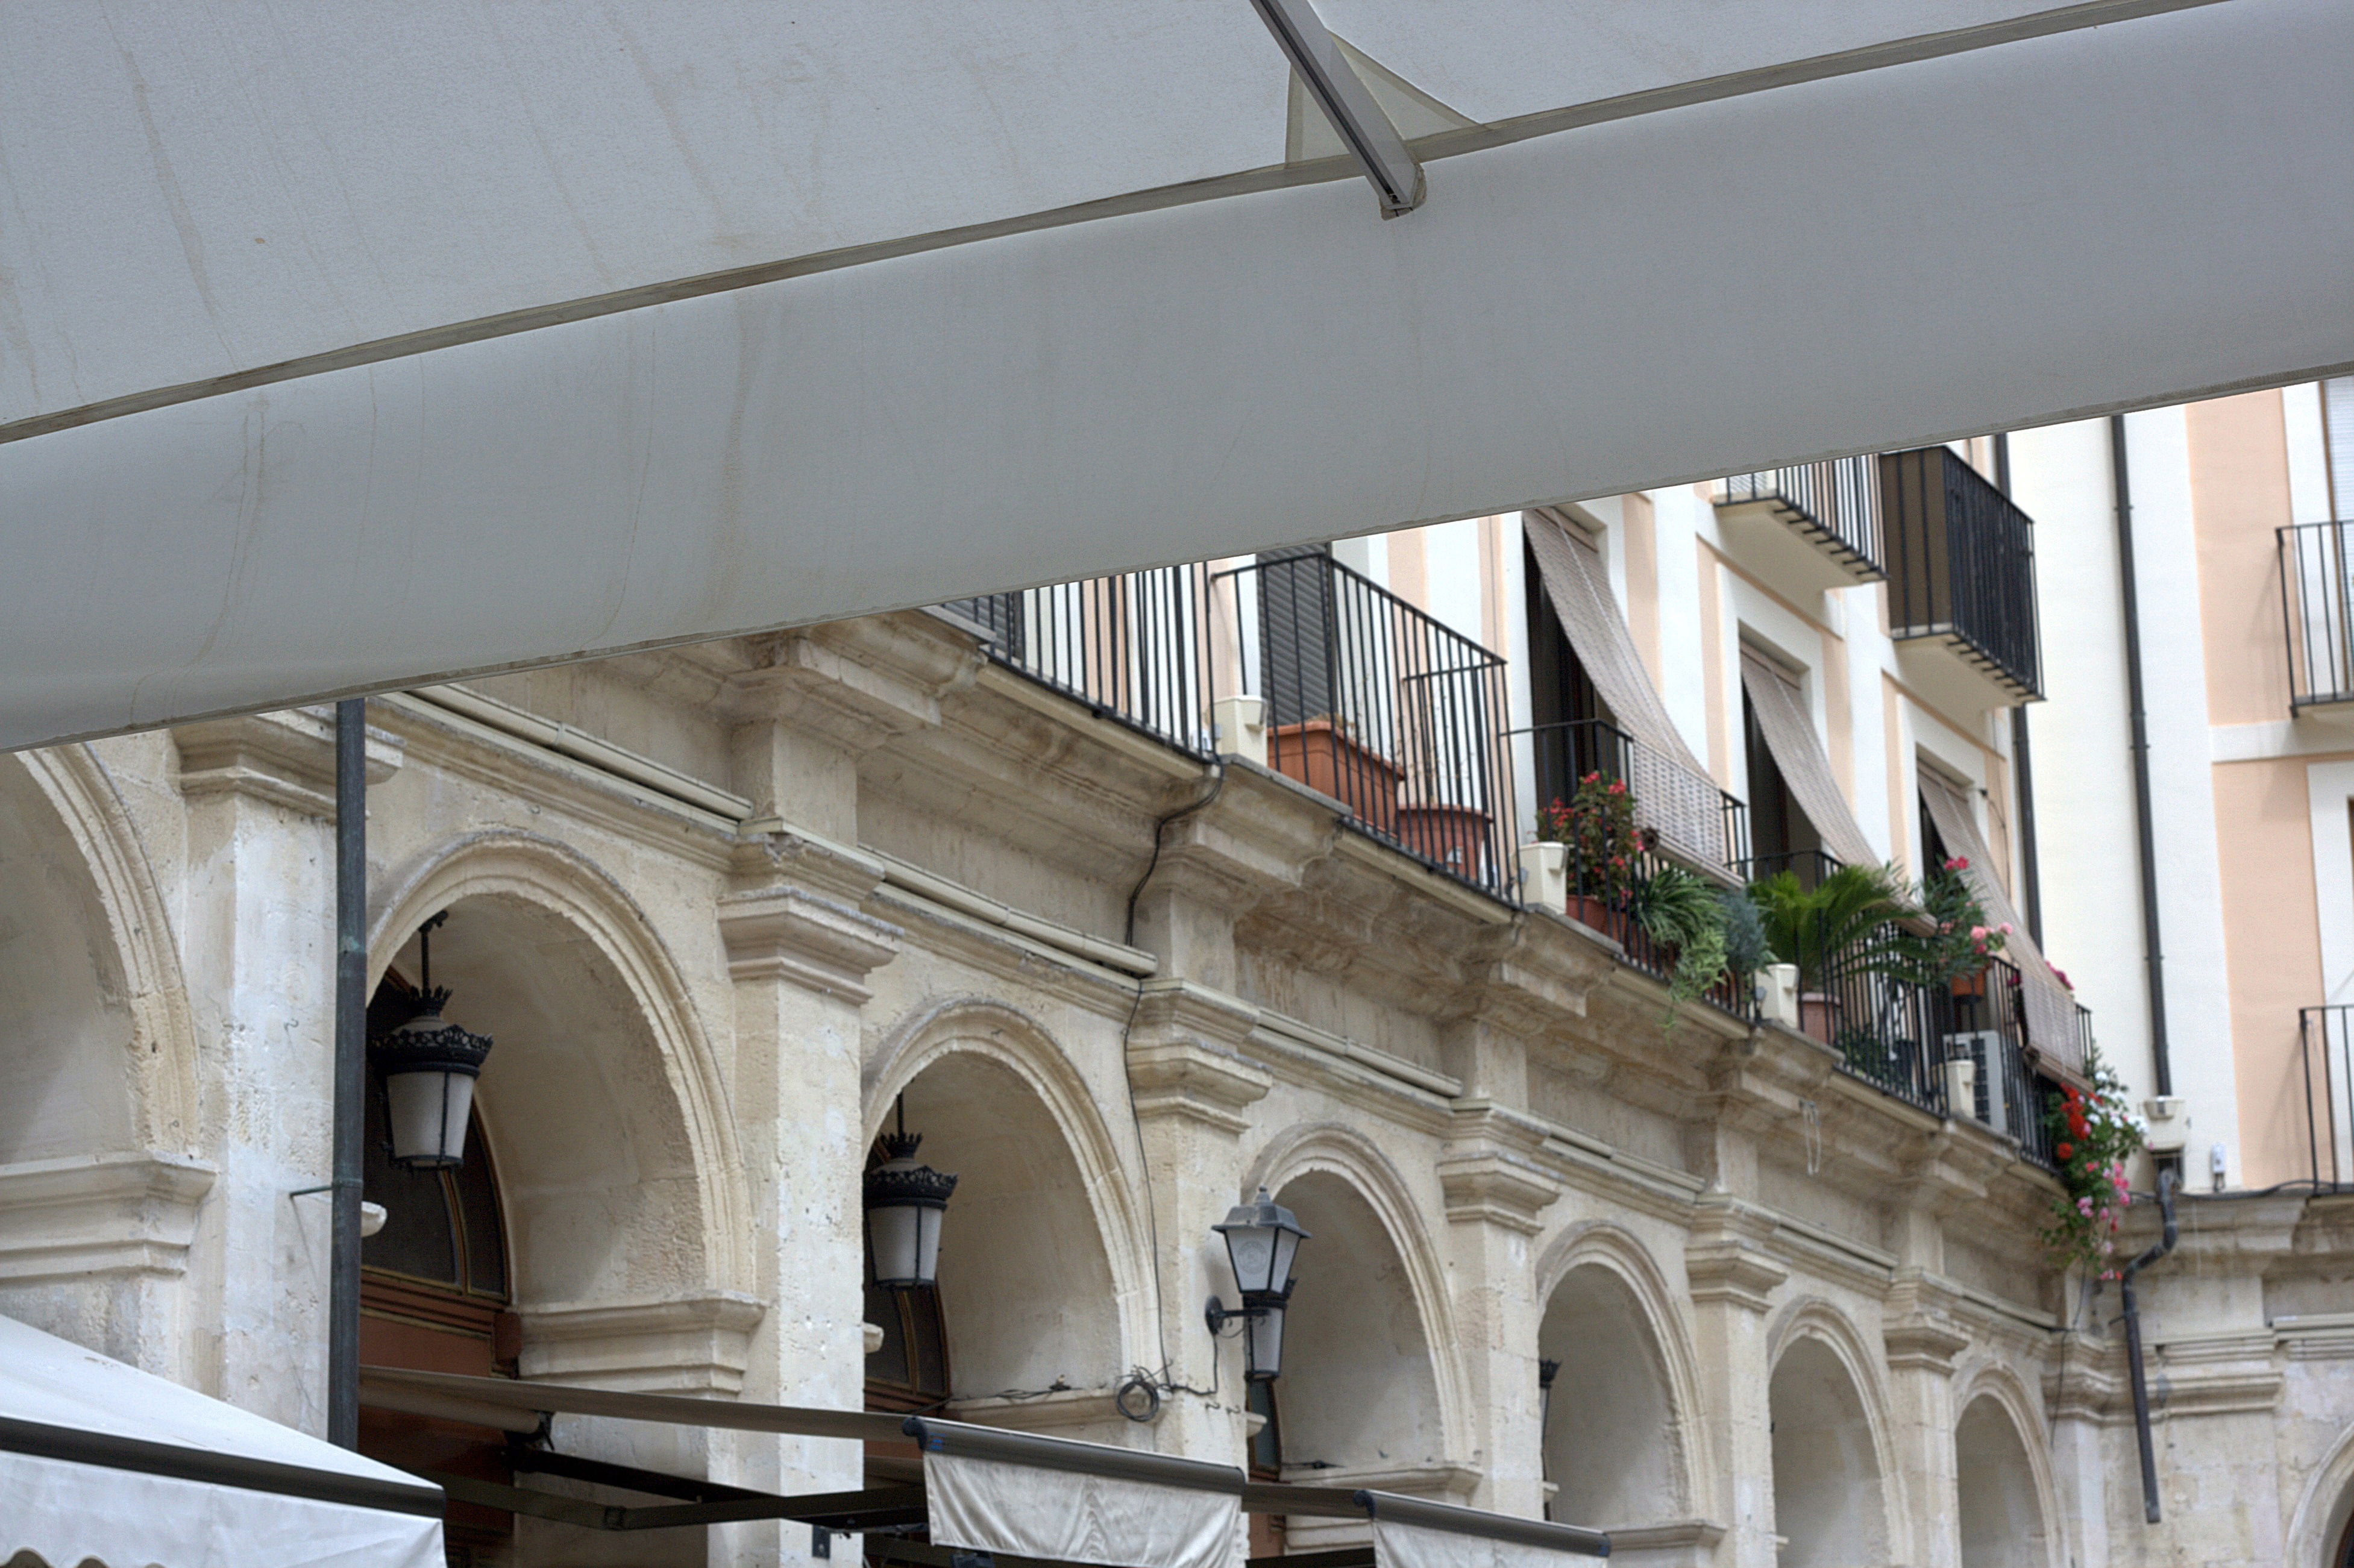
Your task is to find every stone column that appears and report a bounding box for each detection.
[1125,979,1271,1466]
[1882,1270,1973,1568]
[713,832,901,1568]
[172,709,398,1431]
[1684,1194,1788,1568]
[1436,1098,1562,1519]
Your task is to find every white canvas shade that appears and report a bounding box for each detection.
[1,0,2348,749]
[0,1313,444,1568]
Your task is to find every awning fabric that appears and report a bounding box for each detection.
[1361,1490,1610,1566]
[1917,770,2085,1079]
[1737,650,1880,869]
[906,1419,1242,1568]
[1525,510,1731,870]
[1,1316,444,1568]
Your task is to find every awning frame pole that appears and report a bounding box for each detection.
[328,698,367,1447]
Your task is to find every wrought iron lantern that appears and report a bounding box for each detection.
[1205,1187,1311,1382]
[864,1098,958,1290]
[371,913,492,1170]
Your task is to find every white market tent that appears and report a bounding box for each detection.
[0,1314,444,1568]
[1,0,2349,750]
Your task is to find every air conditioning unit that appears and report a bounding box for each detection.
[1945,1032,2007,1135]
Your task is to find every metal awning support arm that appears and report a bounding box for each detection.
[1245,0,1424,216]
[1356,1488,1612,1559]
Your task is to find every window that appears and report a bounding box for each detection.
[2325,377,2354,521]
[1744,688,1822,874]
[1522,536,1617,809]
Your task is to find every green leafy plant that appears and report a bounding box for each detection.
[1630,866,1741,1028]
[1535,771,1648,906]
[1747,863,1911,994]
[2039,1046,2145,1277]
[1718,887,1775,983]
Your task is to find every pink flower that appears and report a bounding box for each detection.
[2051,966,2073,990]
[1944,856,1969,871]
[1999,922,2014,936]
[1971,925,1989,942]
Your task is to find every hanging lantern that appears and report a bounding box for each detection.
[864,1104,957,1290]
[371,912,492,1170]
[373,989,492,1168]
[1205,1187,1311,1382]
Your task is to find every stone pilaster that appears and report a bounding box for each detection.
[172,707,399,1432]
[1438,1102,1562,1518]
[1125,979,1270,1463]
[1883,1270,1973,1568]
[712,831,900,1568]
[1684,1195,1789,1568]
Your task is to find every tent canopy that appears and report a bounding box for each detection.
[2,0,2349,748]
[0,1314,442,1568]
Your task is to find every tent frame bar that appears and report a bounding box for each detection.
[0,1411,444,1519]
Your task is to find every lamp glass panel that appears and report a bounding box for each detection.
[1270,1228,1302,1290]
[1226,1227,1276,1294]
[1246,1303,1285,1381]
[916,1205,944,1285]
[387,1070,472,1166]
[869,1203,923,1285]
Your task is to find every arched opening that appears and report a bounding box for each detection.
[1768,1337,1888,1568]
[1955,1394,2047,1568]
[0,757,136,1165]
[1263,1171,1445,1507]
[1537,1264,1684,1528]
[874,1052,1122,1428]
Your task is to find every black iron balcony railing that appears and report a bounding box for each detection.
[1514,718,1750,874]
[1715,456,1886,577]
[1214,553,1518,897]
[2277,522,2354,709]
[1739,848,1845,892]
[944,567,1219,757]
[1880,448,2043,701]
[2297,1005,2354,1190]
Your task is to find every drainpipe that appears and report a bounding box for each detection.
[2118,1168,2179,1523]
[2112,415,2173,1096]
[1994,434,2044,945]
[328,698,367,1447]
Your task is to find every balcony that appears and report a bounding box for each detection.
[945,554,1519,900]
[1880,448,2042,709]
[2277,522,2354,712]
[1713,456,1886,600]
[2297,1005,2354,1190]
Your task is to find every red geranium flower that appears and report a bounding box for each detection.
[2056,1142,2074,1160]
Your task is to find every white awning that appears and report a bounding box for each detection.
[4,0,2346,750]
[906,1418,1243,1568]
[1361,1490,1610,1568]
[0,1315,443,1568]
[1738,649,1880,870]
[1918,769,2085,1079]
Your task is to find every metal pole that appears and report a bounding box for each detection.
[328,698,368,1447]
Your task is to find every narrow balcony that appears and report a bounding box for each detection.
[2277,522,2354,712]
[943,554,1520,901]
[1713,456,1886,600]
[2297,1005,2354,1190]
[1880,448,2043,709]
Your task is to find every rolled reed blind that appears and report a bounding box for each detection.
[1738,650,1878,870]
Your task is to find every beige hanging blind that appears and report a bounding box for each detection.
[1524,510,1730,871]
[1917,770,2086,1080]
[1737,650,1879,870]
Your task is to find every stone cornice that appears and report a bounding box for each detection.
[174,707,401,818]
[1883,1270,1974,1374]
[517,1291,768,1394]
[1438,1102,1565,1232]
[0,1152,216,1282]
[1127,980,1272,1135]
[865,887,1145,1021]
[717,615,981,748]
[1685,1195,1790,1312]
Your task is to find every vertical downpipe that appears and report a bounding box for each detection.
[2120,1169,2179,1522]
[328,699,367,1447]
[1995,434,2045,944]
[2112,415,2173,1096]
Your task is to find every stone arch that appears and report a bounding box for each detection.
[1532,1223,1709,1528]
[0,746,198,1161]
[1243,1122,1468,1484]
[1950,1366,2059,1568]
[2286,1415,2354,1568]
[864,997,1153,1417]
[368,830,749,1302]
[1766,1299,1903,1568]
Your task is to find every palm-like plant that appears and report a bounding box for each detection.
[1748,864,1910,994]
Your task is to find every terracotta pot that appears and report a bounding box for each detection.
[1566,893,1615,933]
[1396,802,1492,879]
[1950,968,1988,1000]
[1798,991,1840,1044]
[1268,719,1401,832]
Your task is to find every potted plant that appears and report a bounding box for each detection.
[1901,856,2012,997]
[1534,771,1647,930]
[1748,864,1910,1044]
[2039,1046,2145,1279]
[1628,870,1777,1032]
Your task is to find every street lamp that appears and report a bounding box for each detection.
[1206,1187,1311,1382]
[371,913,492,1170]
[864,1097,958,1290]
